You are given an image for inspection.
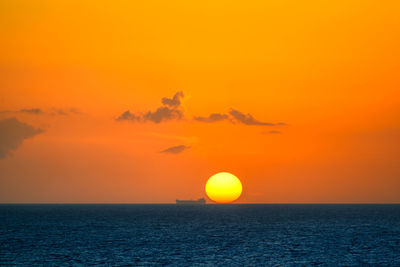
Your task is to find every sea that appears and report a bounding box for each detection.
[1,204,399,266]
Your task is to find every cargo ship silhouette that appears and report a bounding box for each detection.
[176,198,206,204]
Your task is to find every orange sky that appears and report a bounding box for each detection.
[0,0,399,203]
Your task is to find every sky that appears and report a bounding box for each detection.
[0,0,399,203]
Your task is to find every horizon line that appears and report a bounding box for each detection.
[1,202,400,205]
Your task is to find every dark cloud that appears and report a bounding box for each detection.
[116,91,286,126]
[194,113,230,123]
[117,91,185,123]
[0,117,43,158]
[116,111,141,122]
[1,108,81,116]
[144,107,183,123]
[20,108,42,114]
[195,109,280,126]
[229,109,275,126]
[161,91,184,108]
[160,145,190,154]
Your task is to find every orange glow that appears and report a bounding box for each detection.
[205,172,243,203]
[0,1,399,203]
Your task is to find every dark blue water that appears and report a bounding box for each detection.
[1,204,400,266]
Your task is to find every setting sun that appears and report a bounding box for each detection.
[205,172,243,203]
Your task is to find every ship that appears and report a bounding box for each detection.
[176,198,206,205]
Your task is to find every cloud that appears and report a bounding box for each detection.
[229,109,275,126]
[116,91,185,123]
[194,113,230,123]
[20,108,43,114]
[69,108,82,114]
[0,117,43,158]
[261,130,282,134]
[0,108,81,116]
[144,107,183,123]
[116,91,286,126]
[116,111,141,122]
[194,109,281,126]
[160,145,190,154]
[49,108,83,116]
[161,91,184,108]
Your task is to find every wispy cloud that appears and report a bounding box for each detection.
[229,109,275,126]
[194,109,283,126]
[0,108,81,116]
[0,117,43,158]
[116,91,286,127]
[261,130,282,134]
[49,108,83,116]
[116,91,185,123]
[20,108,43,114]
[160,145,190,154]
[194,113,230,123]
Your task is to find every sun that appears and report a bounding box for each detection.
[205,172,243,203]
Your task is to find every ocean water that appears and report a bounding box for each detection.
[1,204,400,266]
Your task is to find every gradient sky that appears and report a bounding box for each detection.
[0,0,399,203]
